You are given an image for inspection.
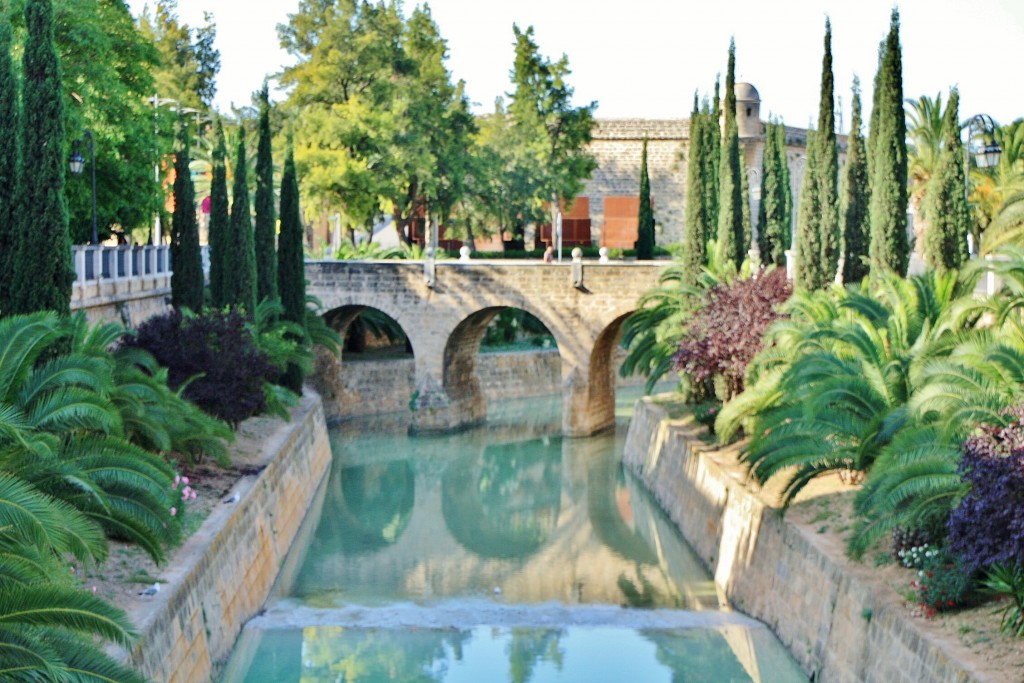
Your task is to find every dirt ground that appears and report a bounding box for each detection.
[785,478,1024,683]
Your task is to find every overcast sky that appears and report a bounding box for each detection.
[126,0,1024,132]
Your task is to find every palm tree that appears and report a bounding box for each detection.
[906,94,946,252]
[975,119,1024,252]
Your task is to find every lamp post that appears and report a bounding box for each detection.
[69,129,98,245]
[964,113,1002,256]
[746,166,761,262]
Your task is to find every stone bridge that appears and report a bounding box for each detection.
[305,259,667,436]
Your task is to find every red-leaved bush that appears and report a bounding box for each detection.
[673,267,791,400]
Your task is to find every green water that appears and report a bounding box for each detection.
[220,390,808,682]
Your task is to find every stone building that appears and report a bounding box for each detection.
[580,82,842,249]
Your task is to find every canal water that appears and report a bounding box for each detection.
[220,390,807,682]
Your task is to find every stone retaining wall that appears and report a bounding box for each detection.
[338,349,642,417]
[113,391,333,683]
[623,396,992,683]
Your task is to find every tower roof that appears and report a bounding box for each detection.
[735,82,760,102]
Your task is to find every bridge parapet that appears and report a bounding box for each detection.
[306,259,668,436]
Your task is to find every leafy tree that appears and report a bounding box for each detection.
[12,0,72,316]
[715,39,744,268]
[208,116,230,308]
[970,120,1024,252]
[277,138,306,393]
[868,9,909,278]
[0,13,19,314]
[136,0,220,109]
[636,138,655,259]
[906,92,946,245]
[816,19,840,281]
[923,88,969,272]
[170,115,203,311]
[840,78,870,284]
[794,131,825,290]
[226,126,257,314]
[683,96,709,281]
[254,83,278,305]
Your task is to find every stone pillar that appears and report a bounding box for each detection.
[408,373,485,434]
[560,362,615,438]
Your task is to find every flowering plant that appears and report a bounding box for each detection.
[910,546,976,615]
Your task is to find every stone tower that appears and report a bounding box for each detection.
[735,82,762,139]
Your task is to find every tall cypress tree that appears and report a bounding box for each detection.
[13,0,72,315]
[226,126,257,314]
[715,40,744,268]
[170,116,203,311]
[866,40,885,183]
[684,96,708,281]
[705,80,721,231]
[254,83,277,304]
[868,9,908,278]
[795,131,825,290]
[840,78,870,284]
[759,121,790,266]
[777,123,792,248]
[816,19,840,281]
[277,138,306,393]
[740,153,752,256]
[208,116,230,308]
[0,14,20,314]
[922,88,968,273]
[636,138,655,259]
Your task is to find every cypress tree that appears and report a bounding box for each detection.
[777,123,792,246]
[759,121,790,265]
[226,126,257,314]
[816,19,840,282]
[0,14,20,314]
[866,40,885,182]
[170,116,204,311]
[715,39,744,268]
[254,83,277,304]
[277,138,306,393]
[208,116,230,308]
[868,9,908,277]
[705,80,721,230]
[795,131,825,290]
[922,88,968,273]
[840,78,870,284]
[636,138,655,260]
[13,0,72,315]
[740,153,752,256]
[683,96,708,281]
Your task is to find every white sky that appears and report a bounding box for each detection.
[126,0,1024,131]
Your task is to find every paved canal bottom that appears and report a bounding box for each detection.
[220,390,807,682]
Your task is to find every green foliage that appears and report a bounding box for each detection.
[816,19,840,281]
[170,115,204,311]
[277,140,307,393]
[922,88,969,273]
[715,39,744,269]
[683,97,710,281]
[12,0,73,316]
[795,131,826,290]
[840,78,870,284]
[208,116,230,309]
[226,126,257,314]
[254,83,278,305]
[137,0,219,109]
[910,546,976,614]
[636,139,655,260]
[0,14,19,315]
[868,9,909,278]
[983,563,1024,637]
[758,121,791,266]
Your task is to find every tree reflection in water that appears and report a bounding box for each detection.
[507,628,565,683]
[442,438,562,559]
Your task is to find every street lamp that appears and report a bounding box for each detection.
[964,113,1002,256]
[69,129,98,245]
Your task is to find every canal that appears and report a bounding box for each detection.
[220,390,807,682]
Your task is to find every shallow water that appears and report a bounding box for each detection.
[220,389,807,682]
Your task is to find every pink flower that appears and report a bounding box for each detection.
[182,477,189,486]
[170,507,177,517]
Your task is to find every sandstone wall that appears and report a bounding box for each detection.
[623,397,993,683]
[114,391,333,683]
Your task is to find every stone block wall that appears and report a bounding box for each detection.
[114,391,333,683]
[623,397,992,683]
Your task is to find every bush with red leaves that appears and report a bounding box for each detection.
[673,268,791,400]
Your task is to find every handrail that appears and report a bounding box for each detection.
[71,244,210,283]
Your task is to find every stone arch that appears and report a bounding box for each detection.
[569,311,634,436]
[438,305,567,428]
[313,303,418,422]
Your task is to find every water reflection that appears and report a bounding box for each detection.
[282,395,719,608]
[222,625,808,683]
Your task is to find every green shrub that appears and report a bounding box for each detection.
[911,546,976,615]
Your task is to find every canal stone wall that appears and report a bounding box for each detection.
[623,396,992,683]
[113,391,333,683]
[334,349,643,418]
